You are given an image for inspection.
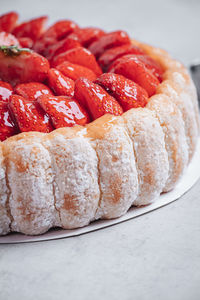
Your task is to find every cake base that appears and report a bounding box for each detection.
[1,137,200,244]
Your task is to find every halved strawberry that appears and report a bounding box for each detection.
[33,20,78,56]
[108,55,160,97]
[98,44,145,71]
[73,27,105,47]
[0,46,50,85]
[9,94,53,133]
[74,78,123,120]
[0,32,20,46]
[12,16,48,41]
[15,82,53,101]
[52,46,102,76]
[0,80,13,102]
[134,54,163,82]
[0,12,18,33]
[0,101,18,141]
[88,30,131,58]
[47,68,74,97]
[41,20,78,41]
[46,34,81,61]
[37,95,89,128]
[96,73,148,111]
[18,37,33,48]
[56,61,97,81]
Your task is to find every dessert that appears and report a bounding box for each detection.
[0,12,199,236]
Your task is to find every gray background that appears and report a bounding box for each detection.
[0,0,200,299]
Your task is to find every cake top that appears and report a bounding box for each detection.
[0,11,163,141]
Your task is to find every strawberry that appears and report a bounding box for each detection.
[134,54,163,82]
[18,37,33,48]
[96,73,148,111]
[74,78,123,120]
[0,32,20,46]
[0,101,18,141]
[98,44,145,71]
[12,16,47,41]
[56,61,97,81]
[52,46,102,76]
[88,31,131,58]
[73,27,105,47]
[15,82,53,101]
[46,34,81,61]
[9,94,53,133]
[37,95,89,128]
[47,68,74,97]
[0,12,18,33]
[33,20,78,56]
[108,55,160,97]
[0,46,50,85]
[0,80,13,102]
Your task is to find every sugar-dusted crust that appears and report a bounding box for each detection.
[0,40,199,236]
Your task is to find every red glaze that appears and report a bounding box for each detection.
[9,94,53,133]
[96,73,148,111]
[12,16,47,41]
[98,44,145,71]
[37,95,89,128]
[18,37,33,48]
[88,31,131,58]
[0,31,20,46]
[0,101,18,141]
[108,55,160,97]
[47,68,74,97]
[0,47,50,86]
[134,54,163,81]
[33,20,78,55]
[15,82,53,101]
[73,27,105,47]
[46,34,81,61]
[75,78,123,120]
[52,46,102,76]
[0,12,18,33]
[56,61,97,81]
[0,80,13,103]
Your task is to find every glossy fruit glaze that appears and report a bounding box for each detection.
[0,12,164,141]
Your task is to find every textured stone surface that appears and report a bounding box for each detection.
[0,0,200,299]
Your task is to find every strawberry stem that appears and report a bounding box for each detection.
[0,45,31,57]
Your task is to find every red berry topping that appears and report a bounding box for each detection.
[52,46,102,76]
[73,27,105,47]
[96,73,148,111]
[75,78,123,120]
[9,94,53,133]
[88,30,131,58]
[108,55,160,97]
[47,68,74,97]
[0,80,13,102]
[56,61,97,81]
[98,44,145,71]
[0,46,50,86]
[18,37,33,49]
[134,54,163,82]
[0,32,20,46]
[12,16,48,41]
[15,82,53,101]
[0,12,18,33]
[37,95,89,128]
[46,34,81,61]
[0,101,18,141]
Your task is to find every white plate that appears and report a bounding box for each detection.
[1,138,200,244]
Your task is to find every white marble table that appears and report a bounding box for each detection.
[0,0,200,299]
